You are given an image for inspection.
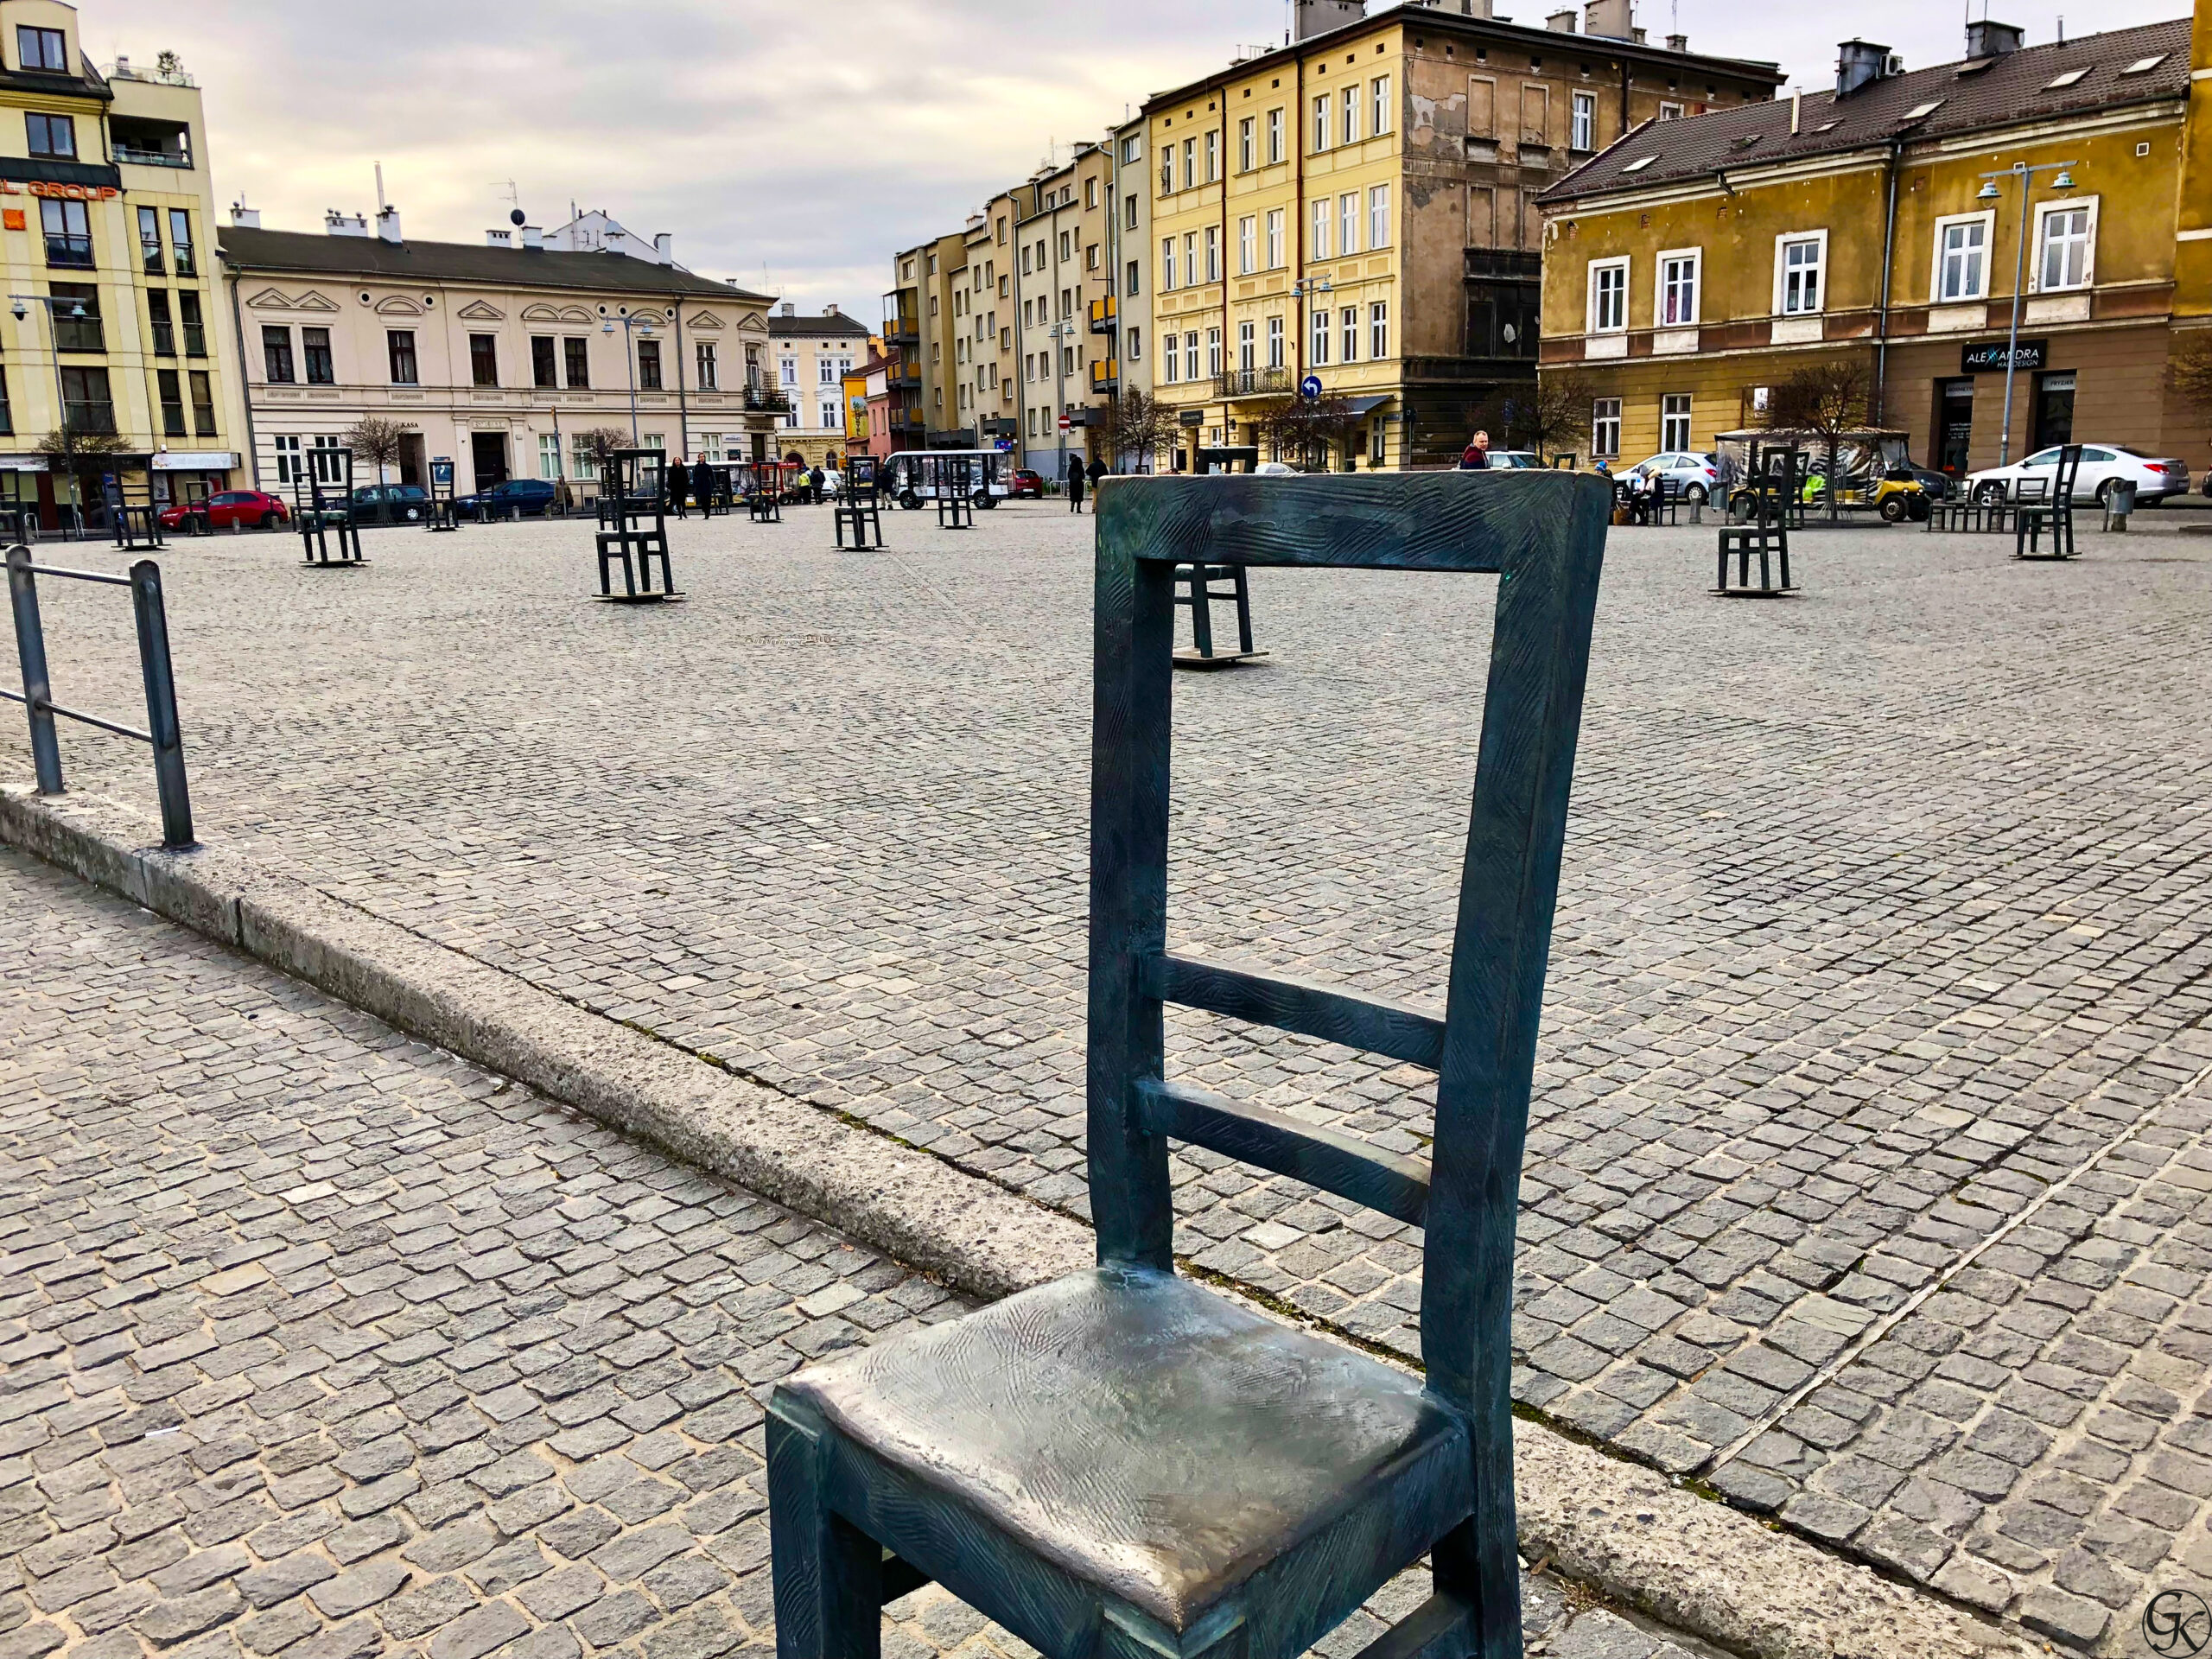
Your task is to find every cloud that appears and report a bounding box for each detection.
[96,0,2186,314]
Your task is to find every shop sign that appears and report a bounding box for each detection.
[0,180,121,201]
[1962,339,2047,373]
[1178,410,1205,428]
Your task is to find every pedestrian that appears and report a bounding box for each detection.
[667,457,690,519]
[1458,429,1491,470]
[1090,456,1110,496]
[1066,451,1087,514]
[809,464,825,505]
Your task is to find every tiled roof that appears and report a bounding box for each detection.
[1540,16,2190,204]
[217,226,772,303]
[767,311,873,339]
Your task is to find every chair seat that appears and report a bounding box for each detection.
[779,1266,1470,1638]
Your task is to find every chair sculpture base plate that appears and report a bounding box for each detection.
[1173,648,1269,670]
[771,1266,1476,1659]
[301,558,369,570]
[589,591,686,605]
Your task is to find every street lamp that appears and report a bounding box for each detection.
[11,293,93,527]
[601,310,657,444]
[1046,316,1076,476]
[1978,159,2079,466]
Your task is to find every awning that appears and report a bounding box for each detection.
[1342,396,1391,417]
[153,451,239,470]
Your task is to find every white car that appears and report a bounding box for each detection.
[1625,451,1721,503]
[1254,461,1301,475]
[1967,443,2190,506]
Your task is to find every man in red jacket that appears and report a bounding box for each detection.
[1459,430,1491,469]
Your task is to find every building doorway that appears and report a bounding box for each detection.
[2032,371,2075,451]
[398,432,427,486]
[1934,378,1974,480]
[470,431,509,491]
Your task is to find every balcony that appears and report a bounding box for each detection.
[111,117,194,170]
[1465,248,1541,282]
[1215,368,1292,400]
[882,290,921,345]
[1089,294,1117,334]
[1090,359,1118,392]
[743,386,793,414]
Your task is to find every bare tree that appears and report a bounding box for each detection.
[1102,390,1179,473]
[1491,373,1597,463]
[34,429,127,516]
[1246,394,1363,469]
[1763,361,1870,521]
[342,416,413,485]
[2169,338,2212,425]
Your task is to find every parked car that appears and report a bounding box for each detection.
[1254,461,1302,476]
[157,489,289,531]
[1486,450,1545,469]
[1624,451,1722,503]
[1008,468,1046,497]
[454,478,560,517]
[1967,444,2190,506]
[352,484,431,521]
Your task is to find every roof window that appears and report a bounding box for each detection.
[2044,67,2090,87]
[1621,155,1656,172]
[2120,54,2167,73]
[1900,98,1944,119]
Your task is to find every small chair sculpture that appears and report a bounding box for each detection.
[835,467,885,550]
[297,454,365,569]
[769,470,1610,1659]
[108,474,165,552]
[425,457,461,533]
[1173,563,1262,668]
[1715,445,1798,597]
[936,456,975,530]
[594,449,679,601]
[2015,444,2082,561]
[748,464,785,524]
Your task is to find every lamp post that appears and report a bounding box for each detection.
[1976,160,2077,466]
[1047,316,1075,478]
[10,292,92,522]
[601,309,658,444]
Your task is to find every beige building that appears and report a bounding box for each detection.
[766,302,872,466]
[0,0,246,521]
[1009,143,1115,474]
[218,213,779,495]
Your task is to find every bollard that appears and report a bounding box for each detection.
[129,560,194,849]
[2104,479,2135,534]
[5,545,61,794]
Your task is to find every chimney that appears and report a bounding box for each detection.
[113,53,129,77]
[486,227,512,246]
[1547,10,1578,29]
[1965,17,2024,57]
[1834,38,1893,95]
[1582,0,1633,39]
[1666,30,1687,48]
[1294,0,1365,40]
[230,201,261,228]
[521,224,543,251]
[324,210,370,237]
[781,302,797,317]
[825,302,840,315]
[653,232,672,260]
[376,204,402,242]
[605,227,627,253]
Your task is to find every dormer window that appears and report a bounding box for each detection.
[25,112,73,158]
[16,25,66,71]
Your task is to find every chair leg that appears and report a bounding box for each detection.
[768,1403,882,1659]
[1231,568,1254,654]
[1190,568,1215,658]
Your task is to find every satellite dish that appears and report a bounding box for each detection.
[509,208,526,227]
[1502,322,1518,344]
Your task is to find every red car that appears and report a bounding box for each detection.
[1008,468,1044,499]
[158,489,289,531]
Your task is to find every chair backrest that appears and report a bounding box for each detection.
[1087,473,1608,1412]
[2052,444,2083,503]
[2015,476,2050,504]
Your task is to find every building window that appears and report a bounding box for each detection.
[168,211,195,276]
[157,368,186,438]
[539,434,563,479]
[1266,209,1284,270]
[41,198,91,268]
[1160,149,1173,196]
[1267,315,1285,368]
[25,111,73,157]
[1588,258,1628,332]
[1124,193,1139,232]
[2037,201,2094,291]
[1183,137,1196,188]
[1059,229,1072,263]
[1369,185,1391,250]
[1341,193,1359,256]
[1592,397,1621,457]
[470,334,499,387]
[1165,332,1180,384]
[303,327,333,384]
[1370,302,1389,359]
[274,435,302,485]
[1658,250,1699,326]
[1185,331,1198,383]
[819,355,839,385]
[388,329,418,385]
[1311,307,1330,365]
[779,355,798,387]
[638,339,662,390]
[1239,117,1255,172]
[16,25,67,70]
[1342,88,1361,146]
[1126,257,1141,297]
[49,283,99,351]
[1313,94,1331,151]
[137,207,162,274]
[1128,326,1141,359]
[1205,129,1218,181]
[59,365,113,435]
[1239,216,1256,275]
[820,397,839,429]
[1935,213,1991,302]
[1658,100,1684,119]
[1660,393,1691,451]
[188,370,215,436]
[1311,198,1332,261]
[571,440,599,482]
[144,289,173,355]
[1268,107,1284,163]
[1571,92,1595,151]
[1341,306,1358,363]
[1122,134,1141,164]
[1205,226,1220,283]
[1778,234,1824,314]
[178,291,205,355]
[262,324,293,383]
[1238,319,1256,372]
[531,336,557,388]
[1372,76,1393,136]
[1205,327,1221,378]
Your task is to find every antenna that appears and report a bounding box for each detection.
[373,162,385,211]
[493,179,520,213]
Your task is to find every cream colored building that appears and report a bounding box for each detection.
[218,213,779,495]
[0,0,247,520]
[766,302,872,467]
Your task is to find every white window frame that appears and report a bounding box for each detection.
[1267,315,1285,368]
[1266,208,1284,269]
[1267,108,1285,163]
[2031,195,2097,293]
[1592,397,1621,458]
[1165,333,1180,384]
[1239,117,1255,172]
[1206,327,1223,378]
[1311,198,1332,261]
[1370,301,1389,360]
[1341,305,1358,363]
[538,433,562,478]
[1340,193,1359,256]
[1930,210,1995,302]
[1311,306,1331,365]
[1657,100,1684,119]
[1371,76,1392,137]
[1205,225,1220,283]
[1571,92,1596,152]
[1239,215,1257,275]
[1660,392,1692,451]
[1239,319,1256,372]
[1184,330,1198,380]
[272,434,302,485]
[1655,246,1700,327]
[1163,236,1178,289]
[1586,256,1629,334]
[1342,87,1361,146]
[1313,94,1332,151]
[1369,184,1391,250]
[1771,229,1827,316]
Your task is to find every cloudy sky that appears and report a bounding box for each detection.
[92,0,2186,316]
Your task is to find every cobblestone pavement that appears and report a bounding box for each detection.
[0,843,1632,1659]
[11,504,2212,1646]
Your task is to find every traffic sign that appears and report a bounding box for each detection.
[1058,413,1071,432]
[1300,374,1323,402]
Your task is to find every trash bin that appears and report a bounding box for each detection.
[2107,478,2136,531]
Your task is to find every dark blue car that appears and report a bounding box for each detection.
[454,479,559,517]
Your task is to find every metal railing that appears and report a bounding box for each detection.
[3,545,193,847]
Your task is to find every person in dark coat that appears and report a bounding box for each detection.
[1066,451,1087,513]
[1458,430,1491,470]
[809,464,825,504]
[667,459,690,518]
[1090,457,1110,493]
[694,461,714,514]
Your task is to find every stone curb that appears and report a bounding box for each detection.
[0,782,2037,1659]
